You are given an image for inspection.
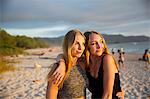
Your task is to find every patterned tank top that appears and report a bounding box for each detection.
[58,65,87,98]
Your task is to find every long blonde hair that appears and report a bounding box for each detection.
[60,29,85,88]
[84,31,119,70]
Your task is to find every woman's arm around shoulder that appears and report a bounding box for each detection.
[46,63,66,99]
[52,54,66,85]
[102,54,116,99]
[46,79,58,99]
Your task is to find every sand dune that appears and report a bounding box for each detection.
[0,47,149,98]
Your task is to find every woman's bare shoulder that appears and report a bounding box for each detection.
[103,54,114,61]
[103,54,116,71]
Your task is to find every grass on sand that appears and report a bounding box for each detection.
[0,58,16,74]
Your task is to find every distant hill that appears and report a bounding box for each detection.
[39,34,150,46]
[38,36,64,46]
[102,34,150,43]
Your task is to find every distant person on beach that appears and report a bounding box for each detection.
[46,29,87,99]
[112,48,115,55]
[53,31,124,99]
[118,48,125,67]
[139,49,150,63]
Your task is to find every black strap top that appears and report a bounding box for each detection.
[86,55,122,99]
[58,65,87,98]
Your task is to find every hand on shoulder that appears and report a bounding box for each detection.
[48,62,66,86]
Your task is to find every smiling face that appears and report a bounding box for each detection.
[71,33,85,58]
[89,33,105,56]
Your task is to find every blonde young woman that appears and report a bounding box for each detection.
[46,29,86,99]
[84,31,124,99]
[53,31,124,99]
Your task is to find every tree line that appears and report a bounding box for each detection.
[0,29,49,56]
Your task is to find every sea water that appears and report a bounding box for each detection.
[108,41,150,53]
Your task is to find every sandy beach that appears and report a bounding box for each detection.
[0,47,150,99]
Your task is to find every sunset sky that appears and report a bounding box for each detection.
[0,0,150,37]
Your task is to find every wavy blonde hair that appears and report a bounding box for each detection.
[59,29,85,88]
[84,31,119,70]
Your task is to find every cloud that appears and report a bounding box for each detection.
[5,25,70,37]
[0,0,150,37]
